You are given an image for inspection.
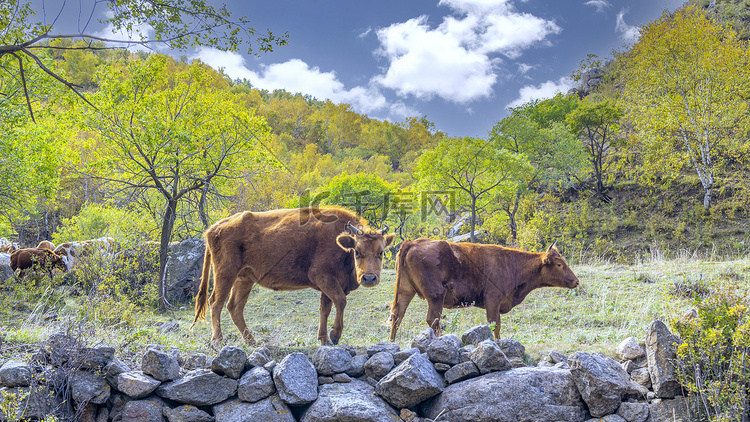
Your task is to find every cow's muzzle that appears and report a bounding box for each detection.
[360,274,378,287]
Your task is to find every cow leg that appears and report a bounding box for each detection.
[389,289,416,342]
[207,269,238,346]
[318,293,333,345]
[426,296,445,337]
[226,280,256,345]
[485,297,502,339]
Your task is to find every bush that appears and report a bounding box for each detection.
[52,203,156,244]
[673,287,750,422]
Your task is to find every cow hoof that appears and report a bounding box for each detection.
[329,333,340,345]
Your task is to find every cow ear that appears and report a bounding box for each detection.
[542,252,552,265]
[384,234,396,248]
[337,234,356,251]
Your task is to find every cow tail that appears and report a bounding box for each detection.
[190,241,212,330]
[391,240,413,319]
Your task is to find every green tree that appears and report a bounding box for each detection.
[79,55,276,310]
[566,99,623,202]
[621,6,750,208]
[310,173,398,228]
[415,137,532,243]
[0,0,287,119]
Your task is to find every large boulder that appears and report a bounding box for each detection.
[142,348,181,382]
[461,325,493,346]
[313,346,352,376]
[156,369,237,406]
[0,360,31,387]
[422,367,587,422]
[165,238,205,303]
[70,370,111,405]
[116,371,161,399]
[212,395,295,422]
[427,334,462,365]
[645,320,682,398]
[568,352,631,417]
[273,352,318,405]
[470,340,510,374]
[301,379,400,422]
[375,353,444,409]
[648,398,689,422]
[364,351,394,381]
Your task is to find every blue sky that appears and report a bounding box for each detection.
[43,0,685,138]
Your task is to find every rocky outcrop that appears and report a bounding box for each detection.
[301,379,399,422]
[645,320,682,398]
[568,352,631,417]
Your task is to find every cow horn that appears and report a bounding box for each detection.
[380,224,389,235]
[546,241,558,252]
[346,221,362,235]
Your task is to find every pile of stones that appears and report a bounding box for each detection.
[0,320,687,422]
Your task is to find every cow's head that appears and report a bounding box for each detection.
[337,222,395,287]
[46,250,69,273]
[540,242,579,289]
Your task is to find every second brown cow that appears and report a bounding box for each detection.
[389,239,579,341]
[10,248,68,279]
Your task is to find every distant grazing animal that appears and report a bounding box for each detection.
[190,207,395,346]
[10,248,68,278]
[54,237,116,271]
[389,239,579,341]
[37,240,56,250]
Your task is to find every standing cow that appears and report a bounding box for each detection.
[190,207,395,346]
[10,248,68,279]
[389,239,579,341]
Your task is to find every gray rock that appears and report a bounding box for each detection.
[458,345,475,363]
[549,351,568,364]
[374,352,444,409]
[104,358,131,389]
[346,354,367,377]
[263,360,276,374]
[584,416,626,422]
[163,405,215,422]
[41,332,81,365]
[427,334,462,365]
[143,348,181,381]
[497,339,525,359]
[509,357,526,368]
[645,320,681,398]
[96,406,109,422]
[332,373,352,383]
[156,369,238,406]
[393,347,420,365]
[211,346,247,379]
[301,379,399,422]
[165,237,205,303]
[617,401,649,422]
[318,376,334,384]
[184,353,208,370]
[434,362,451,373]
[212,395,295,422]
[366,342,400,357]
[70,370,111,404]
[461,325,493,345]
[617,337,646,361]
[122,396,167,422]
[411,328,436,353]
[238,366,275,403]
[470,340,510,374]
[365,351,395,381]
[77,346,116,370]
[273,352,318,405]
[622,360,638,374]
[247,346,272,368]
[423,367,587,422]
[0,360,31,387]
[444,361,480,384]
[312,346,352,375]
[568,352,631,417]
[0,385,63,420]
[631,367,652,389]
[116,371,161,399]
[648,398,688,422]
[109,393,132,422]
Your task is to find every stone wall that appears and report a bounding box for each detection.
[0,320,689,422]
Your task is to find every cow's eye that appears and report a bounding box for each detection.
[557,263,562,268]
[354,250,361,258]
[378,251,384,259]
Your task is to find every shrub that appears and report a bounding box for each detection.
[673,287,750,422]
[52,203,156,244]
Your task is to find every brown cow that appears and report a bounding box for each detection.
[389,239,579,341]
[37,240,56,250]
[10,248,68,279]
[190,207,395,346]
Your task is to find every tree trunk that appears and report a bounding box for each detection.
[198,183,209,230]
[158,198,178,311]
[470,196,477,243]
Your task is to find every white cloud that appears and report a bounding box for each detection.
[615,9,640,42]
[585,0,611,13]
[506,76,574,109]
[93,11,155,52]
[191,48,395,117]
[373,0,560,104]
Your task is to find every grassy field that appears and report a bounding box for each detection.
[1,256,748,364]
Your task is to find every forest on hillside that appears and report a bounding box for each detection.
[1,0,750,266]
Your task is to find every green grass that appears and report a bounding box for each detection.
[1,257,748,365]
